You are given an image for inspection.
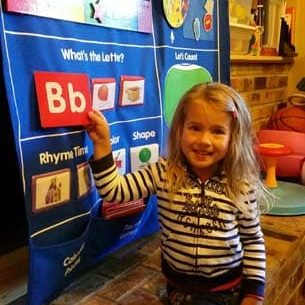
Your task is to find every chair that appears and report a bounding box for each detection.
[257,129,305,185]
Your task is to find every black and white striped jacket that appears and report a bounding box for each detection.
[90,153,266,298]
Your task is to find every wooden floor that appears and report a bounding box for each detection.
[0,246,28,305]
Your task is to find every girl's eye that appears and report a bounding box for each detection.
[213,128,226,135]
[188,125,201,132]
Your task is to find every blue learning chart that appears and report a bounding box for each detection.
[0,1,229,304]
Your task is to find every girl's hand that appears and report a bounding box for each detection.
[241,296,263,305]
[85,109,112,160]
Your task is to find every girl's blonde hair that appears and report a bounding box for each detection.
[165,82,271,213]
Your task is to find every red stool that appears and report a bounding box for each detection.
[257,143,292,188]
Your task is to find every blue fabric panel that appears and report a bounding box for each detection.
[0,1,230,304]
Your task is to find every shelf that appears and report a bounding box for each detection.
[229,22,257,31]
[230,54,294,64]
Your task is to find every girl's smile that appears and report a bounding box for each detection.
[181,100,232,180]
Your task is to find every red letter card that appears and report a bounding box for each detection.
[34,71,92,128]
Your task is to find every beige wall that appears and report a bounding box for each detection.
[286,0,305,94]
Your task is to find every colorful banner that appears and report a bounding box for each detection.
[5,0,153,33]
[0,1,230,304]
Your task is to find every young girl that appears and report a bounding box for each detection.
[85,82,267,305]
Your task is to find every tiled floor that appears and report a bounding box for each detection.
[49,231,168,305]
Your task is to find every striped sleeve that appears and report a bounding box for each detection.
[89,152,160,203]
[238,188,266,298]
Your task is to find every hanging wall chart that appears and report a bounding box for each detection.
[0,0,230,304]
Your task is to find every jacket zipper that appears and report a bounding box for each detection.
[195,179,205,271]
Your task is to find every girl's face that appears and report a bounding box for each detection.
[181,100,232,181]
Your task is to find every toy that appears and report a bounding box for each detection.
[267,93,305,132]
[256,142,291,188]
[267,106,305,132]
[257,129,305,185]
